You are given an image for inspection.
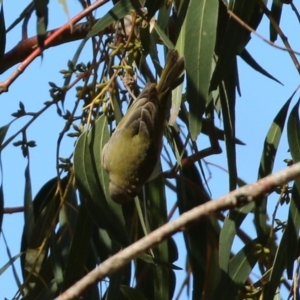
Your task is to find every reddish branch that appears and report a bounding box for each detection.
[55,162,300,300]
[0,0,109,93]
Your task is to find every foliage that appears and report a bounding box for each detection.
[0,0,299,299]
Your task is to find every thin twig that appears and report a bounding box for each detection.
[227,8,300,58]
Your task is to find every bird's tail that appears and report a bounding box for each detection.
[156,50,185,96]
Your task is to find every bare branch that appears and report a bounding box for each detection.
[55,162,300,300]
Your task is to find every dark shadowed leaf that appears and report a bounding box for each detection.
[34,0,49,49]
[286,183,300,279]
[120,285,149,300]
[265,226,287,299]
[0,124,9,147]
[0,185,3,237]
[23,162,34,246]
[255,93,294,239]
[62,204,94,291]
[239,49,282,85]
[20,176,69,297]
[6,2,34,33]
[287,98,300,164]
[210,0,257,91]
[270,0,283,42]
[0,4,6,67]
[219,58,238,191]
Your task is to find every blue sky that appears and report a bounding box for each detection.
[0,1,299,299]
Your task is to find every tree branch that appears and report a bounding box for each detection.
[55,162,300,300]
[0,0,109,93]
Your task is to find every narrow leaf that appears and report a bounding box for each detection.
[0,4,6,67]
[184,0,218,139]
[286,183,300,278]
[270,0,283,42]
[239,49,282,85]
[255,92,294,239]
[87,0,133,38]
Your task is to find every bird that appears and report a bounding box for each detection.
[102,50,185,204]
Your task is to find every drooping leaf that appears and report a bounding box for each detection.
[34,0,49,50]
[145,0,164,19]
[0,252,23,275]
[219,202,254,273]
[0,124,9,147]
[145,172,172,299]
[265,226,287,299]
[270,0,283,42]
[23,162,34,246]
[153,22,174,50]
[287,98,300,165]
[177,162,221,299]
[239,49,282,85]
[20,176,69,295]
[215,239,259,299]
[255,92,294,239]
[2,231,21,288]
[219,57,238,191]
[286,183,300,279]
[62,204,94,291]
[210,0,258,91]
[73,115,128,246]
[184,0,218,140]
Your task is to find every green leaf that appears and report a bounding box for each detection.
[215,239,259,299]
[184,0,218,140]
[87,0,133,38]
[219,202,255,272]
[57,180,78,265]
[73,115,128,246]
[153,22,174,50]
[20,177,67,283]
[255,92,294,238]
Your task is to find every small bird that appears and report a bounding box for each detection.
[102,50,185,204]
